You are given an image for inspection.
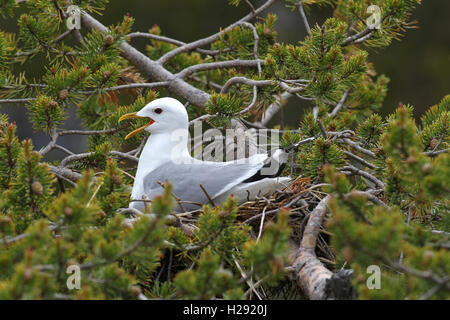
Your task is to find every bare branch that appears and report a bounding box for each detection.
[343,150,376,169]
[59,152,93,168]
[424,148,449,157]
[329,89,350,118]
[53,144,75,156]
[39,128,59,156]
[110,151,138,163]
[353,31,374,44]
[49,165,82,181]
[236,21,262,76]
[343,14,388,46]
[3,223,60,245]
[348,190,389,209]
[0,98,36,104]
[81,12,211,108]
[300,195,330,253]
[199,184,216,207]
[221,77,274,93]
[297,0,311,36]
[127,32,225,56]
[244,0,256,14]
[256,91,292,126]
[284,136,317,152]
[58,127,124,136]
[80,81,170,94]
[316,119,328,140]
[339,164,385,190]
[340,138,377,158]
[176,59,264,79]
[188,113,218,126]
[290,195,354,299]
[342,28,374,46]
[239,85,258,115]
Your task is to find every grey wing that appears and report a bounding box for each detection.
[142,160,264,211]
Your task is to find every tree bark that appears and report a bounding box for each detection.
[81,13,211,108]
[289,195,355,299]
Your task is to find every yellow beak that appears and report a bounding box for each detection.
[118,112,155,140]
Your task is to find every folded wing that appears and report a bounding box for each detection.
[141,154,268,211]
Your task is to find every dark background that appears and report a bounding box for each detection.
[1,0,449,155]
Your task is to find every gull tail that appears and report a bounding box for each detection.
[214,176,292,205]
[243,149,289,182]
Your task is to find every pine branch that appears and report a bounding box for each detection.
[156,0,276,65]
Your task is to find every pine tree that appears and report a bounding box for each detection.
[0,0,448,300]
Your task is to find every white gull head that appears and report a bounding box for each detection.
[136,97,189,134]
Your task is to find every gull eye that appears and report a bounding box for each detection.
[154,108,163,114]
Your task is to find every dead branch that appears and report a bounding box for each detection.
[289,196,355,299]
[297,0,311,35]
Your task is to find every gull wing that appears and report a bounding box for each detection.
[141,155,267,211]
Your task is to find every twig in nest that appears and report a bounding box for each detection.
[157,180,187,212]
[199,184,216,207]
[142,194,151,212]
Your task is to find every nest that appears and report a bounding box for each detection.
[170,177,337,269]
[235,177,337,268]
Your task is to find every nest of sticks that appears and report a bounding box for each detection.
[122,176,351,299]
[236,177,336,267]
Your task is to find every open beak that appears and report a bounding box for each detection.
[118,112,155,140]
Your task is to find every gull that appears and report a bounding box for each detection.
[119,97,291,212]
